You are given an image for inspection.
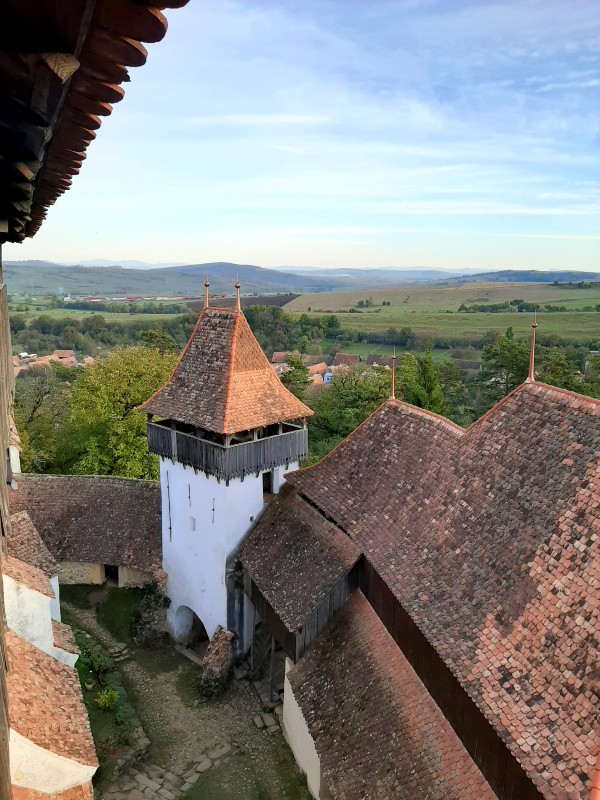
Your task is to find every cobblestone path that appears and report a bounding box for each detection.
[64,604,309,800]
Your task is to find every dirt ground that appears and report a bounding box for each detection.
[63,602,311,800]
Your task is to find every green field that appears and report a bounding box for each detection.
[285,283,600,342]
[10,306,180,323]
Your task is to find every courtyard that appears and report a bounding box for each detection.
[60,585,312,800]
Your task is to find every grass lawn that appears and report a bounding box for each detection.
[60,583,97,609]
[96,586,146,643]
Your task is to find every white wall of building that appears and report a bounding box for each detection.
[118,565,151,588]
[282,659,321,800]
[9,443,20,478]
[3,574,54,655]
[10,728,95,795]
[161,458,267,640]
[50,574,61,621]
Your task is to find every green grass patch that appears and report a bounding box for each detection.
[60,584,96,609]
[96,586,146,643]
[182,747,310,800]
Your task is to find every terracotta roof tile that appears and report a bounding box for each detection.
[332,353,360,367]
[6,630,97,767]
[241,485,360,631]
[307,362,328,376]
[288,592,498,800]
[8,511,58,578]
[140,308,312,434]
[12,783,94,800]
[52,620,78,655]
[11,475,161,575]
[286,383,600,800]
[2,554,54,597]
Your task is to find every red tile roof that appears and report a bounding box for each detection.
[2,554,53,597]
[6,630,97,767]
[307,362,328,376]
[332,353,360,367]
[288,592,498,800]
[140,308,312,434]
[11,475,161,576]
[52,620,78,655]
[8,511,58,578]
[285,383,600,800]
[12,783,94,800]
[272,351,301,364]
[241,485,360,631]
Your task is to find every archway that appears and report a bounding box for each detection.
[172,604,209,650]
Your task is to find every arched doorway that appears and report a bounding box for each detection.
[172,605,209,652]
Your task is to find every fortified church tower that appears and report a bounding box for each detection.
[140,281,312,649]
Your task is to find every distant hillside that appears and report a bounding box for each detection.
[3,261,344,297]
[4,261,598,298]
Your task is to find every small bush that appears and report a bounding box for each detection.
[90,649,113,683]
[95,687,119,712]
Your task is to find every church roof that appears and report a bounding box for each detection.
[289,591,498,800]
[10,475,161,576]
[241,485,360,631]
[282,382,600,800]
[8,511,58,578]
[6,630,97,767]
[140,308,312,435]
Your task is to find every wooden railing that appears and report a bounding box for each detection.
[147,422,308,480]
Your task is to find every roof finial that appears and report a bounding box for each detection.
[203,275,210,309]
[390,346,396,400]
[235,275,241,312]
[527,311,538,382]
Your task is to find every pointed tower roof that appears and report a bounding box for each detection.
[140,308,312,434]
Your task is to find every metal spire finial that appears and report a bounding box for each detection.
[203,275,210,309]
[391,346,397,400]
[527,311,538,382]
[235,275,241,312]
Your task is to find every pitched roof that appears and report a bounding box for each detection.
[2,554,54,598]
[241,485,360,631]
[288,592,498,800]
[366,353,393,368]
[8,511,59,578]
[307,362,329,376]
[332,353,360,367]
[6,630,96,767]
[140,308,312,434]
[272,351,301,364]
[11,474,161,575]
[285,383,600,800]
[52,620,78,655]
[11,783,94,800]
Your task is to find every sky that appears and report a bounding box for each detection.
[5,0,600,270]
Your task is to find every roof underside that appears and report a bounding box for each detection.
[0,0,188,243]
[140,308,313,435]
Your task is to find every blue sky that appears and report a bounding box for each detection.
[6,0,599,270]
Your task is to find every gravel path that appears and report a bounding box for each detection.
[64,604,310,799]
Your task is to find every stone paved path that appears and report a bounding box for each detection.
[64,605,304,800]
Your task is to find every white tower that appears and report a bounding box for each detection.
[140,280,312,650]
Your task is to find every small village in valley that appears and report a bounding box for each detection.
[0,1,598,800]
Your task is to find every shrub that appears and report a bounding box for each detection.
[90,649,113,684]
[95,687,119,712]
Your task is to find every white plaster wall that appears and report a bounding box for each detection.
[53,645,78,668]
[10,728,96,794]
[282,659,321,800]
[50,574,61,621]
[273,461,299,493]
[3,574,54,655]
[9,443,21,476]
[161,459,266,639]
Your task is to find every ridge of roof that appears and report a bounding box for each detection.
[139,306,312,434]
[6,630,96,767]
[8,510,59,578]
[287,397,463,483]
[2,554,54,598]
[222,311,241,434]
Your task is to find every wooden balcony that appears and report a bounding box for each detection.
[147,421,308,481]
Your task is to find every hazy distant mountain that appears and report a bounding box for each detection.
[67,259,186,269]
[4,261,597,298]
